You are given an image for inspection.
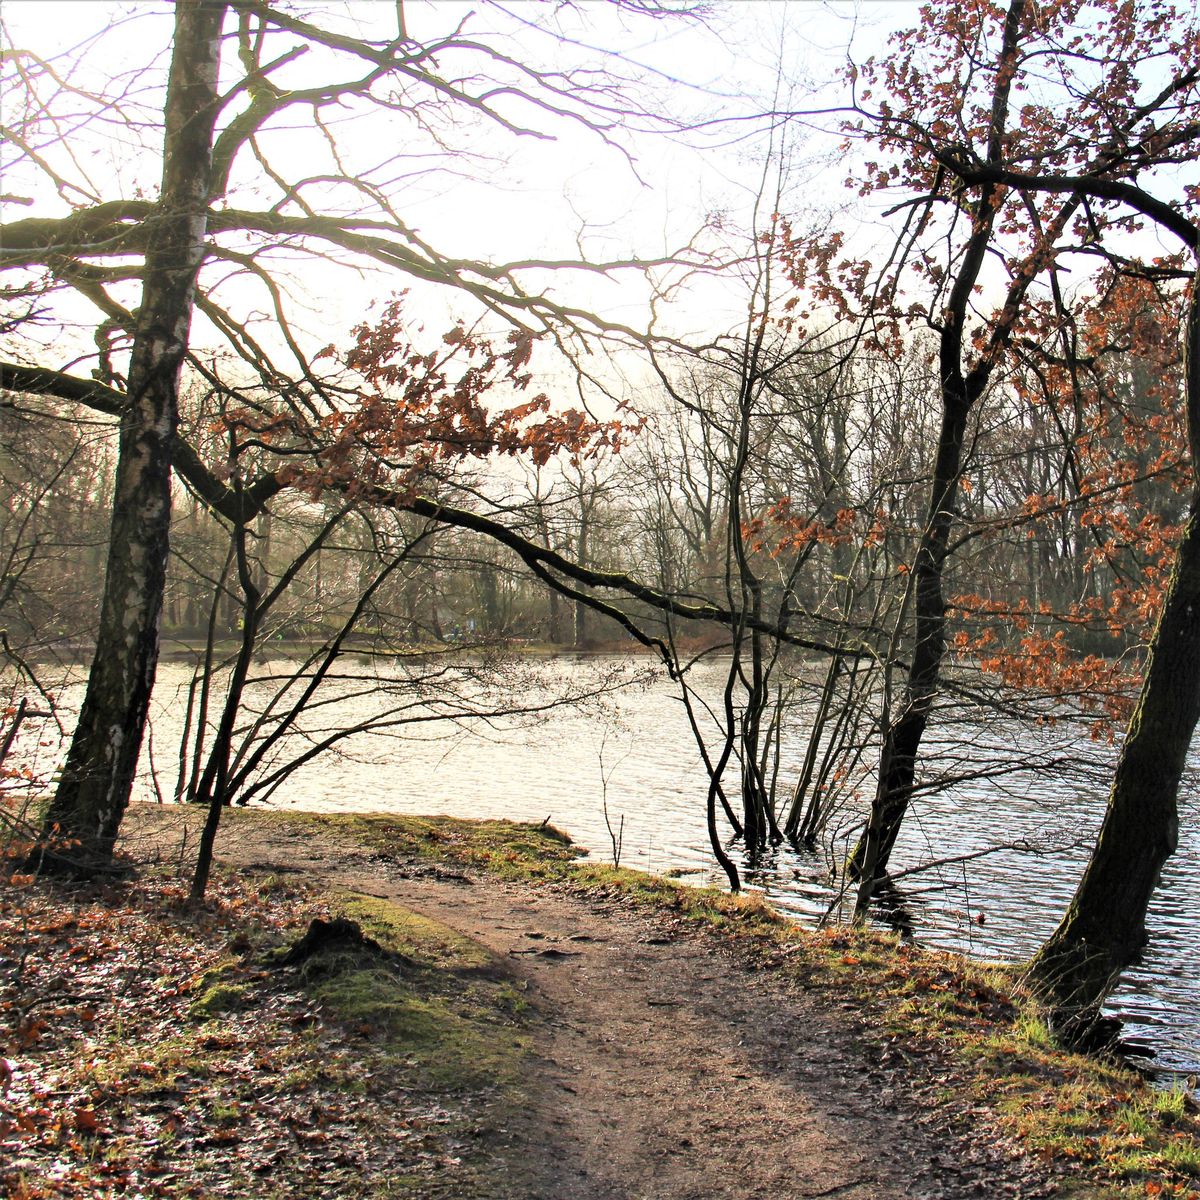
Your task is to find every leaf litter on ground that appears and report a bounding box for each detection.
[0,855,502,1199]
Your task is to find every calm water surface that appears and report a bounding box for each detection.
[15,653,1200,1076]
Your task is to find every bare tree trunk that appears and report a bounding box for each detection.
[38,1,226,872]
[847,0,1043,895]
[574,517,591,648]
[547,586,566,645]
[191,509,261,901]
[1027,274,1200,1039]
[785,656,840,841]
[849,381,972,887]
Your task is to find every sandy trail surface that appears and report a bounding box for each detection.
[125,807,1060,1200]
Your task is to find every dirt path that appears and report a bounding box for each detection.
[128,809,1060,1200]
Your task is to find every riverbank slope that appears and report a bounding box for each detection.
[3,805,1198,1198]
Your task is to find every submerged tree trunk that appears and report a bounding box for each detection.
[844,0,1087,899]
[38,1,226,872]
[1027,274,1200,1038]
[849,381,972,891]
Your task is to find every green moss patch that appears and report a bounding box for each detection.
[265,808,1200,1200]
[296,891,530,1092]
[338,893,495,971]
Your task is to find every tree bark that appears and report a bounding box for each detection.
[846,0,1038,894]
[849,382,972,887]
[1027,273,1200,1037]
[574,514,591,648]
[38,1,227,872]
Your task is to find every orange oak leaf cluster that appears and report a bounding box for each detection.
[224,298,638,501]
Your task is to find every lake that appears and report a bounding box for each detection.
[10,651,1199,1078]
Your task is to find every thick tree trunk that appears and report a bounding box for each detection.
[547,586,566,644]
[38,2,226,872]
[1027,276,1200,1038]
[574,518,590,648]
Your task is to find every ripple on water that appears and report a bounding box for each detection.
[14,654,1200,1076]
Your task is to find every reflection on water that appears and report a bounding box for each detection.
[12,653,1200,1075]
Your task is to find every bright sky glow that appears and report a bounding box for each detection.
[0,0,910,368]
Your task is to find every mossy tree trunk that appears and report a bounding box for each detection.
[39,1,227,872]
